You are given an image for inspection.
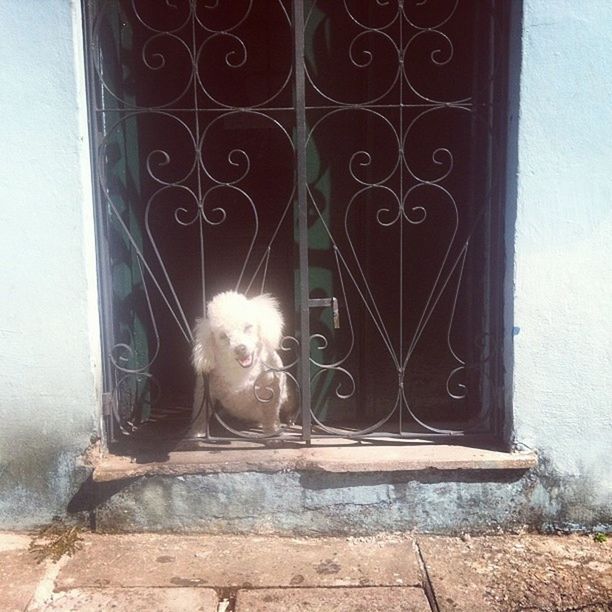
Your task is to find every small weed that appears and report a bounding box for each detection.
[593,532,608,543]
[29,517,84,564]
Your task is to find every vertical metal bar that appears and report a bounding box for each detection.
[463,0,487,430]
[474,0,498,434]
[81,0,116,447]
[398,1,404,435]
[492,0,514,441]
[292,0,311,442]
[482,0,496,433]
[189,1,207,321]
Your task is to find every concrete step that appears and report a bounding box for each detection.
[81,443,539,535]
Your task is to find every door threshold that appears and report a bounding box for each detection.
[92,439,537,482]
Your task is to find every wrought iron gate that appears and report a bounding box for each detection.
[83,0,510,445]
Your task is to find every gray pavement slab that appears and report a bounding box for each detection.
[39,587,218,611]
[57,533,421,590]
[235,586,431,611]
[418,534,612,611]
[0,534,48,612]
[2,531,611,612]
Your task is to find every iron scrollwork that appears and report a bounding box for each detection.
[89,0,300,438]
[303,0,503,436]
[86,0,506,441]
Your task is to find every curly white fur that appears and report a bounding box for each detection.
[191,291,295,436]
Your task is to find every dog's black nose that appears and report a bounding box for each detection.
[235,344,247,355]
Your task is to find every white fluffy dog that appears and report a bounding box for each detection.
[190,291,295,436]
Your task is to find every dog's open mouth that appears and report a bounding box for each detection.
[237,353,254,368]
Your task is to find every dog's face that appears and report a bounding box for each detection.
[192,291,284,374]
[210,301,259,369]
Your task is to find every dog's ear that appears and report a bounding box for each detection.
[192,318,215,373]
[251,294,284,351]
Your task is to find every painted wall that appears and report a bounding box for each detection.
[0,1,101,527]
[0,0,610,531]
[511,0,612,525]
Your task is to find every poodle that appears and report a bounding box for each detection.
[190,291,296,436]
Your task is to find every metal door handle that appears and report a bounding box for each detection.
[308,296,340,329]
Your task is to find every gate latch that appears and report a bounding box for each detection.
[308,297,340,329]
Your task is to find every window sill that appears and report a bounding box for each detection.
[92,440,537,482]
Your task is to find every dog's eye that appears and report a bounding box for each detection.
[219,333,228,342]
[244,324,253,333]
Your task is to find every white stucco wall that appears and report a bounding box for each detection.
[0,1,101,525]
[512,0,612,514]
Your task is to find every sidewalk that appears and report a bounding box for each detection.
[1,531,610,611]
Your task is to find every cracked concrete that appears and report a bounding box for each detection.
[92,466,568,535]
[0,532,609,611]
[418,535,612,611]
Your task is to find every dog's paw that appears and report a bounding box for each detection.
[186,427,207,439]
[261,418,281,436]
